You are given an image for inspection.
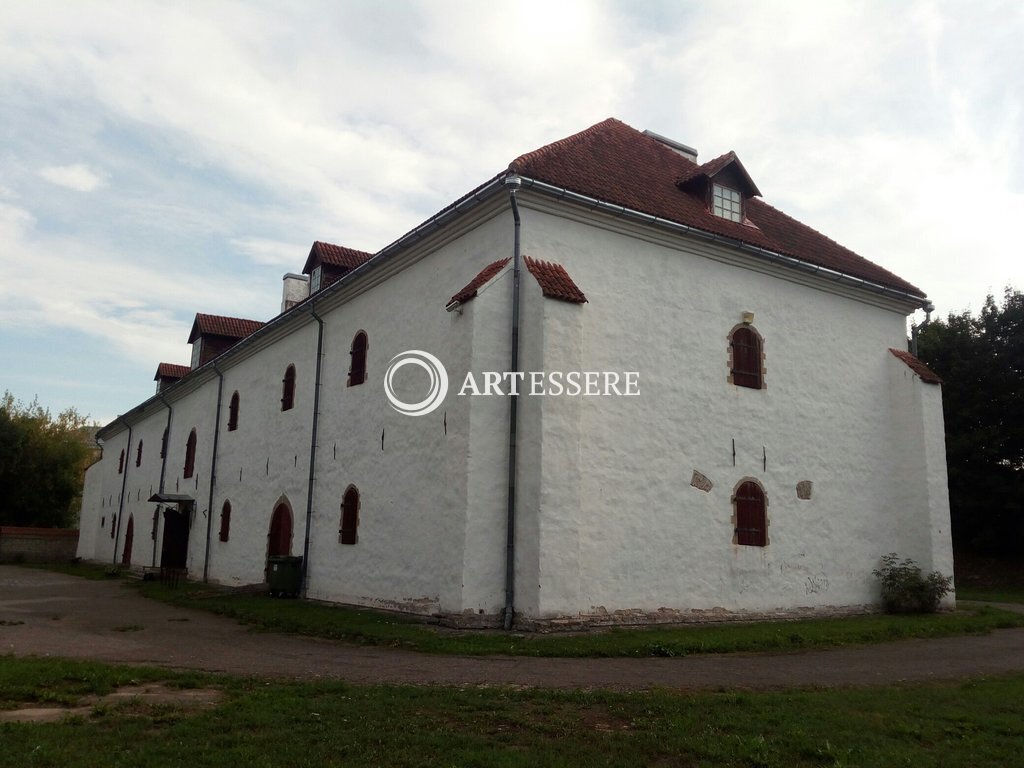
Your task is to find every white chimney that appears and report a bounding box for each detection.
[643,129,698,163]
[281,273,310,313]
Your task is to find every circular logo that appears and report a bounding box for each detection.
[383,350,449,416]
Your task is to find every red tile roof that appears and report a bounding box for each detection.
[187,313,265,344]
[524,256,588,304]
[154,363,190,381]
[889,348,942,384]
[448,258,510,308]
[302,241,374,274]
[508,119,923,297]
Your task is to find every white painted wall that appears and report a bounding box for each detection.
[301,207,513,616]
[79,400,173,567]
[79,188,953,625]
[512,197,954,620]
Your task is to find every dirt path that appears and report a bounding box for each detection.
[3,566,1023,691]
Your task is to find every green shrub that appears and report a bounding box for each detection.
[873,553,952,614]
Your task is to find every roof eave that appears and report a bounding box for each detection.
[514,174,927,306]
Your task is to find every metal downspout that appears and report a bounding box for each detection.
[155,394,173,567]
[301,307,324,598]
[203,364,225,583]
[112,419,132,565]
[911,302,936,357]
[503,175,523,630]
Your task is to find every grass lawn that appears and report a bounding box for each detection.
[27,562,1024,658]
[956,586,1024,604]
[2,656,1023,767]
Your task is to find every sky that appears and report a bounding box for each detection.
[1,0,1021,426]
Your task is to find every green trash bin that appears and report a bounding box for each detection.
[267,555,303,597]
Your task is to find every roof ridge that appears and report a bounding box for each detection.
[194,311,265,324]
[677,150,737,183]
[508,117,625,173]
[447,257,511,307]
[889,348,942,384]
[314,240,374,255]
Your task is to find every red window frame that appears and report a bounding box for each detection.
[228,391,240,431]
[340,486,359,545]
[219,500,231,542]
[730,326,763,389]
[183,428,197,478]
[348,332,368,387]
[734,480,767,547]
[281,365,296,411]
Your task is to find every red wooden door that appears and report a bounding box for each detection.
[121,515,134,566]
[735,482,767,546]
[268,504,292,557]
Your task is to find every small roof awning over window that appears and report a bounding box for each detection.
[148,493,196,503]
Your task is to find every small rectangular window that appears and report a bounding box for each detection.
[713,183,743,222]
[311,265,322,293]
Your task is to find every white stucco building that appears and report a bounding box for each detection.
[78,119,954,627]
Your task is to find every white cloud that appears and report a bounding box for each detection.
[38,163,107,192]
[0,199,264,366]
[232,237,308,268]
[0,0,1022,421]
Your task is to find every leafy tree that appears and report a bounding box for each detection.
[916,286,1024,555]
[0,392,94,528]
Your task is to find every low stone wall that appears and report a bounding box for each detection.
[421,603,887,631]
[0,526,80,564]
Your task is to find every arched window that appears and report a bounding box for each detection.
[219,500,232,542]
[732,480,768,547]
[160,427,168,458]
[135,439,143,467]
[348,331,368,387]
[183,428,197,478]
[340,485,360,544]
[118,449,125,474]
[281,365,296,411]
[228,391,240,431]
[729,324,764,389]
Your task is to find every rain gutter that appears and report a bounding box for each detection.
[512,176,932,308]
[503,175,523,631]
[112,419,132,565]
[154,394,173,567]
[202,363,225,582]
[301,305,324,597]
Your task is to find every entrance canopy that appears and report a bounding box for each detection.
[148,493,195,503]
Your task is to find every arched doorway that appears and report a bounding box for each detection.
[268,503,293,559]
[121,515,134,566]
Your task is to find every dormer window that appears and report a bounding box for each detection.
[302,242,373,295]
[190,340,202,370]
[712,183,742,222]
[677,151,761,225]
